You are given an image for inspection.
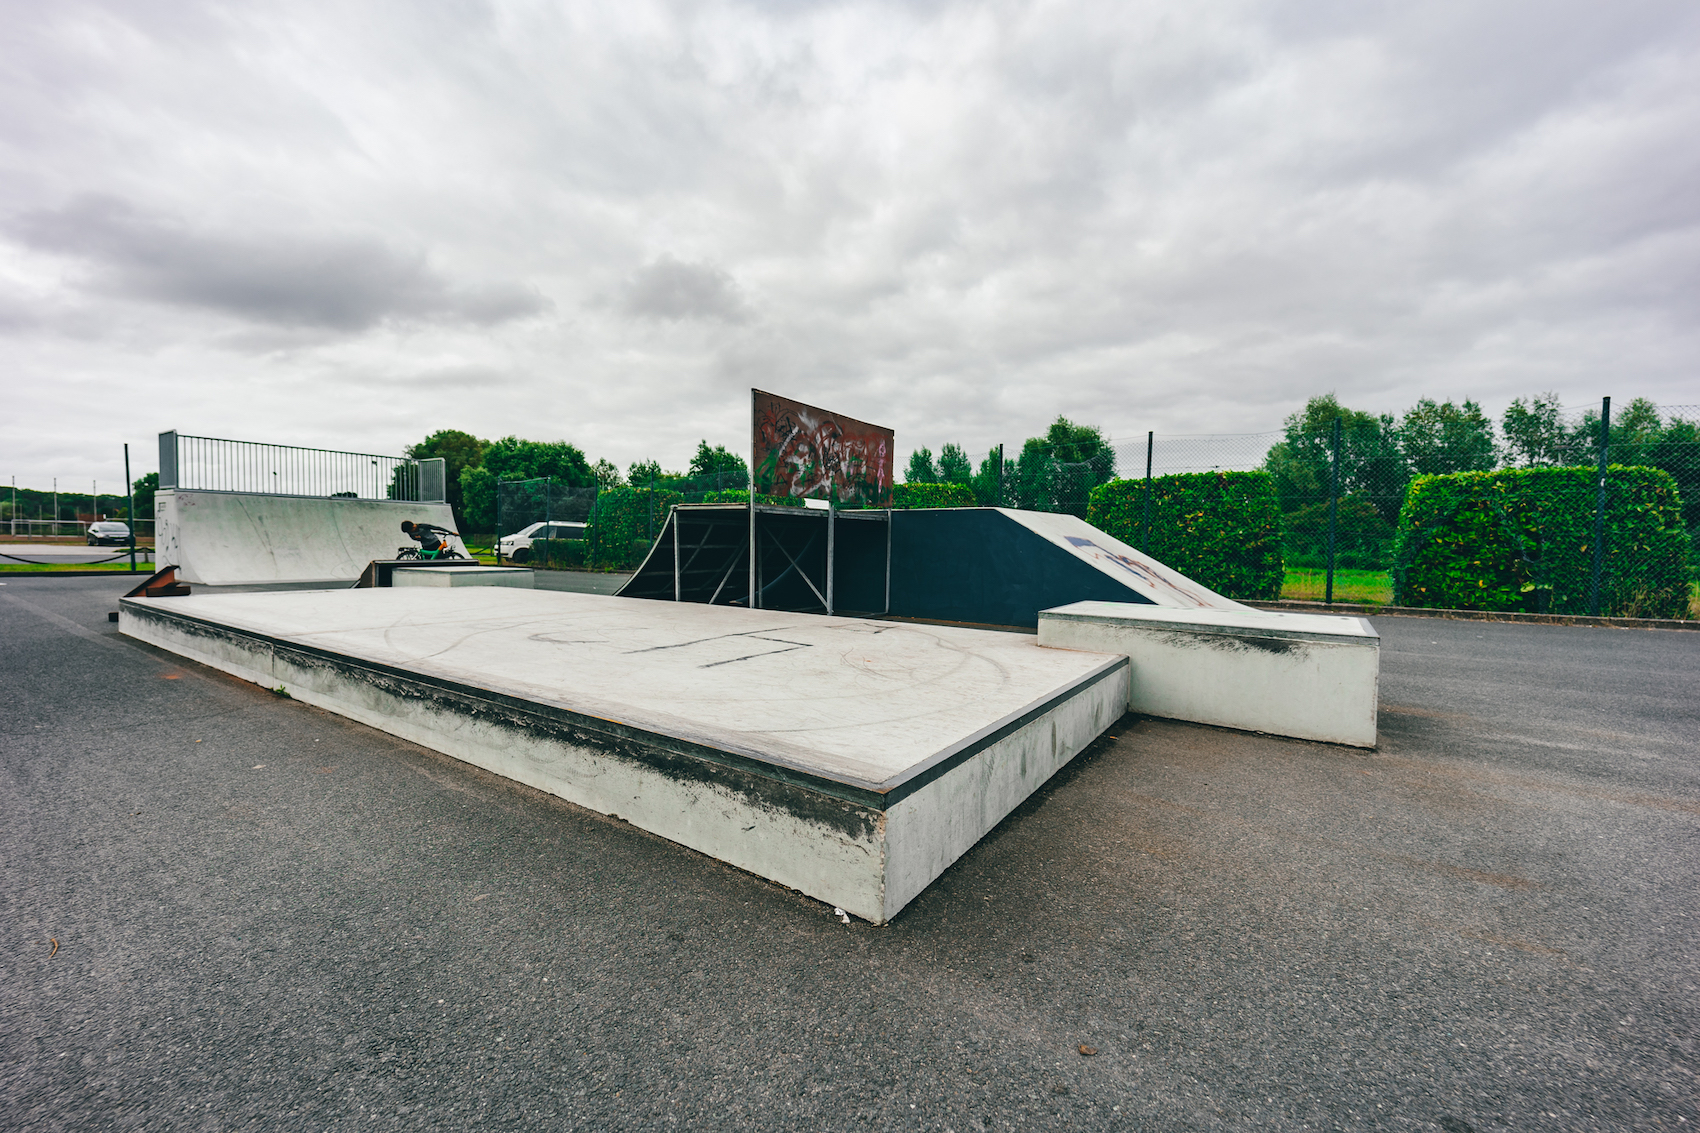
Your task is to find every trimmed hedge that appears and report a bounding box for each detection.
[582,487,684,569]
[1392,465,1691,618]
[698,490,805,507]
[891,482,978,509]
[1281,496,1395,571]
[1087,471,1284,600]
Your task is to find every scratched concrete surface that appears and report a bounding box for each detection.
[3,575,1696,1132]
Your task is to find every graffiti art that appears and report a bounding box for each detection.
[751,390,894,506]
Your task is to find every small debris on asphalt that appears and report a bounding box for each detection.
[1078,1044,1097,1056]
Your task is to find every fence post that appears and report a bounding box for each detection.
[1325,417,1343,605]
[495,479,504,565]
[1142,431,1154,549]
[1589,396,1611,617]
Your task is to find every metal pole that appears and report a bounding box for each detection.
[826,497,836,616]
[124,445,137,572]
[495,479,503,565]
[884,508,893,615]
[1142,430,1154,549]
[673,507,682,601]
[1589,396,1611,617]
[748,471,757,610]
[996,443,1005,507]
[1325,417,1343,606]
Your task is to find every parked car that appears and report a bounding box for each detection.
[499,521,587,562]
[87,521,132,545]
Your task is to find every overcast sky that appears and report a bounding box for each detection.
[4,0,1698,487]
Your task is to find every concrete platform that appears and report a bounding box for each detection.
[1038,600,1379,748]
[119,588,1127,922]
[393,565,534,588]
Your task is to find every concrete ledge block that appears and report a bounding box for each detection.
[393,566,534,588]
[1038,600,1379,748]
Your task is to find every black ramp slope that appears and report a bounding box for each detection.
[887,508,1154,628]
[618,505,1164,627]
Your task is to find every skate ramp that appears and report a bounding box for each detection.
[618,505,1249,628]
[157,490,464,585]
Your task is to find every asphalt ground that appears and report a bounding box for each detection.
[0,544,154,566]
[2,576,1696,1133]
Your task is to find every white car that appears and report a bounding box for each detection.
[499,521,587,562]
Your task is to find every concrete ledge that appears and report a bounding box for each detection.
[393,566,534,588]
[1249,599,1699,631]
[119,589,1125,923]
[1038,600,1379,748]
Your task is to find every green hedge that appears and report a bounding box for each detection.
[1087,471,1284,600]
[1392,465,1691,618]
[698,490,805,507]
[580,486,684,569]
[891,482,978,509]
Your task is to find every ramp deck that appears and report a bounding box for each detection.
[119,588,1126,922]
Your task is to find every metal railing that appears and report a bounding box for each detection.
[159,430,421,500]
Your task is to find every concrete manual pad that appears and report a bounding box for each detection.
[120,588,1127,922]
[392,565,534,588]
[1038,600,1378,748]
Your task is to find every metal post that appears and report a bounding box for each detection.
[1589,396,1611,617]
[884,508,893,615]
[53,478,58,538]
[748,468,757,610]
[1325,417,1343,606]
[826,497,836,616]
[673,508,682,601]
[495,479,503,565]
[124,445,137,572]
[996,443,1005,507]
[1142,431,1154,549]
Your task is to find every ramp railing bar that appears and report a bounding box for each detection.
[158,431,419,501]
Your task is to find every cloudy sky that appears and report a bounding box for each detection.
[4,0,1698,487]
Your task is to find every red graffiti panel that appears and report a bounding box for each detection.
[751,390,894,506]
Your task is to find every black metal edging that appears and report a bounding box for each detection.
[121,599,1126,810]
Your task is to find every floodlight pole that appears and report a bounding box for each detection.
[1588,396,1611,617]
[124,444,138,573]
[1142,431,1154,549]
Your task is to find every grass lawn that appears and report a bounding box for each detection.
[1281,568,1393,605]
[0,562,154,573]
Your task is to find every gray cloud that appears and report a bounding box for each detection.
[3,0,1698,485]
[620,256,751,324]
[10,195,546,332]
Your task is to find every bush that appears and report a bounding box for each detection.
[1087,472,1284,600]
[1281,496,1395,570]
[699,490,805,507]
[528,538,587,569]
[1392,465,1691,617]
[891,482,978,509]
[583,487,684,569]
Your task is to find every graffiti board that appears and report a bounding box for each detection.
[751,390,894,506]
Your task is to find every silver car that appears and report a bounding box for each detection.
[86,521,132,546]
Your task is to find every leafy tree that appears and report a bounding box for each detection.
[592,459,624,489]
[1013,417,1115,517]
[1648,414,1700,532]
[688,441,748,482]
[905,448,938,484]
[937,443,973,485]
[405,429,488,525]
[627,459,664,486]
[1262,394,1407,521]
[458,466,497,531]
[1500,393,1572,467]
[1399,399,1496,476]
[970,451,1006,506]
[480,437,595,485]
[131,472,158,520]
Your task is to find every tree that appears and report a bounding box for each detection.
[480,437,595,485]
[1262,394,1407,521]
[688,441,748,486]
[592,459,624,489]
[405,429,488,526]
[905,448,938,484]
[131,472,158,521]
[970,451,1005,506]
[1499,393,1570,467]
[1398,399,1496,476]
[937,443,972,485]
[1013,417,1115,517]
[627,459,664,486]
